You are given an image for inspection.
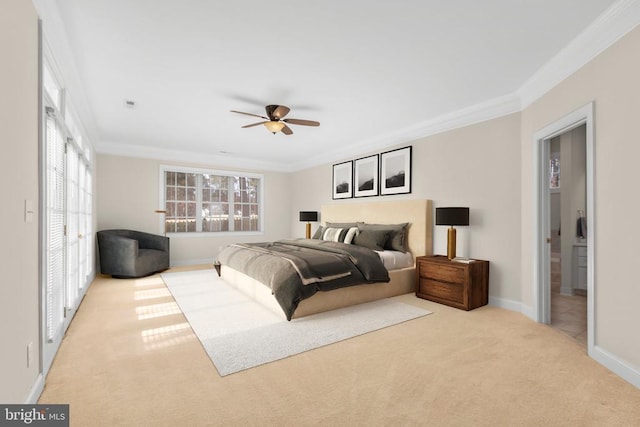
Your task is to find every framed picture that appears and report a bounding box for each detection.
[380,146,412,195]
[332,161,353,199]
[354,154,379,197]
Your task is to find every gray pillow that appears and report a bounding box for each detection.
[353,229,389,251]
[357,222,409,252]
[312,225,325,239]
[326,222,358,229]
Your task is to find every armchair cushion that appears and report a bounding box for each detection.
[97,229,170,278]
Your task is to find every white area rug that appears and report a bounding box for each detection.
[161,269,431,376]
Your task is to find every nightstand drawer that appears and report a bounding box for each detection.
[419,278,464,303]
[419,262,464,283]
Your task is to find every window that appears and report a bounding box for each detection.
[42,58,94,373]
[160,166,263,234]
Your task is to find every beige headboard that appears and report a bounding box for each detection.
[321,199,433,258]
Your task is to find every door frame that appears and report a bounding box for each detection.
[532,102,595,355]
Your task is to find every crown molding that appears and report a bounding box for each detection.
[293,93,521,171]
[97,93,520,174]
[518,0,640,108]
[95,141,293,172]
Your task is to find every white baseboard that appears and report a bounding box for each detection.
[488,295,524,313]
[25,373,44,404]
[519,304,537,321]
[170,258,213,267]
[591,345,640,390]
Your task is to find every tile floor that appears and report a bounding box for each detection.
[550,252,587,348]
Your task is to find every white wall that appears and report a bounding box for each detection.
[520,25,640,370]
[0,0,40,403]
[290,113,522,305]
[96,154,293,265]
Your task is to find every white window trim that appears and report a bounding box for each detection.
[158,165,265,237]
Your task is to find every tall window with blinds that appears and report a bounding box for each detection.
[161,167,262,234]
[44,108,66,343]
[42,44,95,375]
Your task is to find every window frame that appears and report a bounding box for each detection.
[158,165,265,237]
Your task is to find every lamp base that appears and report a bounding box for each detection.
[447,227,457,260]
[305,223,311,239]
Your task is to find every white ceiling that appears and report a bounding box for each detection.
[38,0,624,171]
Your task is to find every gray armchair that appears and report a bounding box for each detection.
[97,229,170,278]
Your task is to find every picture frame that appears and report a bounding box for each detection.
[354,154,379,197]
[380,146,412,195]
[332,160,353,199]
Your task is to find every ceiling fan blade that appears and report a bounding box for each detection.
[283,118,320,127]
[265,105,290,120]
[231,110,268,120]
[273,105,290,120]
[281,124,293,135]
[241,121,268,128]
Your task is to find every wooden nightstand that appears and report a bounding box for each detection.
[415,256,489,310]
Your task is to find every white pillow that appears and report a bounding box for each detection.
[321,226,359,243]
[322,227,344,242]
[343,227,359,244]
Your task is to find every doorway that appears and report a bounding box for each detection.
[532,102,595,356]
[548,126,587,347]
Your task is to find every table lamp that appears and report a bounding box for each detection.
[435,207,469,259]
[299,211,318,239]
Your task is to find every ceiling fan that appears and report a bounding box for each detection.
[230,104,320,135]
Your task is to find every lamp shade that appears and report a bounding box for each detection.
[299,211,318,222]
[435,207,469,226]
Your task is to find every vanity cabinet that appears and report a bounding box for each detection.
[572,243,587,291]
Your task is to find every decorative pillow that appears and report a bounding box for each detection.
[356,222,409,252]
[352,229,389,251]
[322,227,348,242]
[312,225,325,239]
[321,226,359,243]
[343,227,359,244]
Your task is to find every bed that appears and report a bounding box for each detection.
[218,199,432,320]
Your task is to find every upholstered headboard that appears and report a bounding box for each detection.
[321,199,433,258]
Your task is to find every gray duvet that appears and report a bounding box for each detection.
[217,239,390,320]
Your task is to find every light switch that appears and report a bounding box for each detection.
[25,199,34,223]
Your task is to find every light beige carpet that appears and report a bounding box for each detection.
[39,266,640,426]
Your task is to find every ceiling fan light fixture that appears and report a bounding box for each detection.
[264,121,285,134]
